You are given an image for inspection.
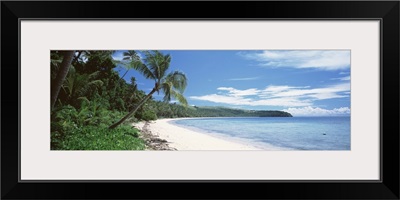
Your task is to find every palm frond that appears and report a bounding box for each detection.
[132,61,156,80]
[62,67,103,100]
[161,81,188,106]
[113,59,125,65]
[77,97,90,104]
[143,50,171,81]
[143,51,159,78]
[159,54,171,79]
[88,71,100,80]
[50,51,63,67]
[123,50,140,61]
[87,80,104,87]
[165,71,187,93]
[62,73,75,97]
[161,82,173,102]
[51,58,62,68]
[170,89,188,106]
[68,65,76,74]
[61,66,77,97]
[123,51,132,58]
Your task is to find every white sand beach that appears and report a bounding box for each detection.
[133,118,263,150]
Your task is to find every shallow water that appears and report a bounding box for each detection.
[171,117,350,150]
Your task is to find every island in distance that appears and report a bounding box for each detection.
[178,106,293,118]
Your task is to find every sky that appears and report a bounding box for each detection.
[112,50,351,116]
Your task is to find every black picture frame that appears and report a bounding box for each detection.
[2,1,399,199]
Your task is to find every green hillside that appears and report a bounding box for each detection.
[153,103,293,118]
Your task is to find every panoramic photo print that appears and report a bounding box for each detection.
[50,50,351,151]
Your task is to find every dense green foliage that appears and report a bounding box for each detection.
[150,102,293,118]
[189,107,293,117]
[51,123,144,150]
[51,103,145,150]
[51,50,146,150]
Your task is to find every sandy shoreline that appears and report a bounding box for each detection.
[133,118,267,150]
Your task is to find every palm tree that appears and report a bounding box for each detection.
[109,50,188,129]
[120,50,141,80]
[61,66,104,106]
[51,51,75,110]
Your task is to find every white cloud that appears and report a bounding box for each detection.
[282,106,350,116]
[191,94,250,105]
[331,76,350,81]
[217,87,259,97]
[341,76,351,81]
[190,94,312,107]
[241,50,350,70]
[190,82,350,107]
[262,85,309,93]
[261,83,350,100]
[112,51,125,61]
[228,77,259,81]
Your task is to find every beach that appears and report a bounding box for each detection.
[133,118,262,150]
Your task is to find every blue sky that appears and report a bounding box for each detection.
[112,50,351,116]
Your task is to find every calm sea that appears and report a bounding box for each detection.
[171,117,350,150]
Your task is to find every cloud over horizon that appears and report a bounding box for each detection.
[240,50,350,70]
[282,106,350,116]
[190,82,350,108]
[227,77,260,81]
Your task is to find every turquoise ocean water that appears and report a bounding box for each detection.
[170,117,350,150]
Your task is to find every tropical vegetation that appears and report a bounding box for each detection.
[51,50,291,150]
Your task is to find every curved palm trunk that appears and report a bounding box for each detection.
[120,69,130,80]
[109,88,157,129]
[51,51,75,110]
